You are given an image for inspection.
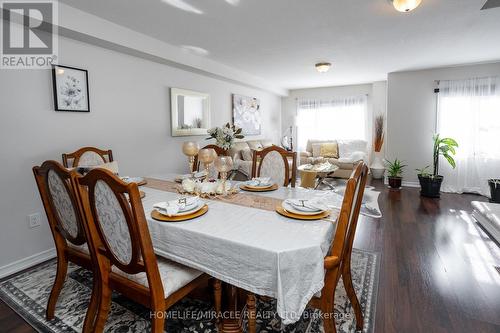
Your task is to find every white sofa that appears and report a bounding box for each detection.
[228,139,275,178]
[299,139,368,179]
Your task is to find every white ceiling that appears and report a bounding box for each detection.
[59,0,500,90]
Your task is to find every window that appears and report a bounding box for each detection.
[296,95,368,151]
[437,76,500,195]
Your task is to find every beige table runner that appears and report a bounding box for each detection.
[144,177,283,212]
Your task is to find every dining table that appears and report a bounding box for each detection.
[140,174,344,330]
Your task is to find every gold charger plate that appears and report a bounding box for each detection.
[275,205,330,220]
[241,184,278,192]
[151,204,208,222]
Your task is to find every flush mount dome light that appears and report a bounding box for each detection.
[391,0,422,12]
[315,62,331,73]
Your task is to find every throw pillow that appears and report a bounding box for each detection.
[312,142,338,158]
[247,141,263,151]
[320,142,339,158]
[241,148,254,161]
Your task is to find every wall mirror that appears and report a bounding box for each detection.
[171,88,211,136]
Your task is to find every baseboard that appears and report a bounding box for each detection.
[0,248,56,279]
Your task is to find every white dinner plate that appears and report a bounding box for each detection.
[244,182,274,189]
[120,176,145,184]
[157,201,204,217]
[282,201,326,216]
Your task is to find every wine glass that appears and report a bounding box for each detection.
[215,156,233,195]
[182,141,199,178]
[198,148,216,182]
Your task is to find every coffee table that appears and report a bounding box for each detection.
[298,163,339,189]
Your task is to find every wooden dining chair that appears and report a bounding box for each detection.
[251,146,297,187]
[308,161,368,332]
[75,168,217,333]
[245,162,368,333]
[62,146,114,168]
[32,160,96,332]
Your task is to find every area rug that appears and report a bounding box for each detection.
[0,249,379,333]
[317,179,382,219]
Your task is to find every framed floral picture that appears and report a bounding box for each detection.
[52,65,90,112]
[232,94,261,136]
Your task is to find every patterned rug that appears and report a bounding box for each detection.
[0,249,379,333]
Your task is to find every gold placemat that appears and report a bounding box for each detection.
[240,184,278,192]
[275,205,331,220]
[144,178,283,212]
[151,204,208,222]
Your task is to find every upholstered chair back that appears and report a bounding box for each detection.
[33,160,86,247]
[251,146,297,187]
[62,147,114,168]
[76,168,162,284]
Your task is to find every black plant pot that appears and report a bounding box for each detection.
[418,175,443,198]
[388,176,402,189]
[488,179,500,203]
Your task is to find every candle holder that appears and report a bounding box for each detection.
[182,141,199,178]
[215,156,233,195]
[198,148,216,182]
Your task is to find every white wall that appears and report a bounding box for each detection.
[386,62,500,184]
[281,82,388,160]
[0,36,282,273]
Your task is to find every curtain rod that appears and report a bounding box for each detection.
[294,93,369,100]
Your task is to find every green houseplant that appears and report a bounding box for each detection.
[488,179,500,203]
[385,158,406,189]
[417,134,458,198]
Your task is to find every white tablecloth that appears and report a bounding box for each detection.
[143,175,336,324]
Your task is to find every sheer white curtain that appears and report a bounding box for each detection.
[296,95,368,151]
[438,76,500,196]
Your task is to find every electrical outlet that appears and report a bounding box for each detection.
[28,213,42,229]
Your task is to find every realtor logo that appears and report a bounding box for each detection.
[1,0,58,69]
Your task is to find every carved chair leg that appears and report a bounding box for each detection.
[213,279,222,326]
[82,274,101,333]
[246,293,257,333]
[92,281,112,333]
[342,261,363,330]
[322,301,337,333]
[151,306,166,333]
[46,255,68,320]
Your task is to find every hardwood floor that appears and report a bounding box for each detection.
[1,179,499,332]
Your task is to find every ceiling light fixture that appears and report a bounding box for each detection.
[162,0,203,15]
[315,62,331,73]
[181,45,210,56]
[390,0,422,12]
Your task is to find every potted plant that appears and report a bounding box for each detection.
[488,179,500,203]
[417,134,458,198]
[385,158,406,189]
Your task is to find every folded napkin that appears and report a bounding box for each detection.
[120,176,144,184]
[285,198,328,212]
[246,177,272,187]
[153,196,200,217]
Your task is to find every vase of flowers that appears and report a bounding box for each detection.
[206,123,244,150]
